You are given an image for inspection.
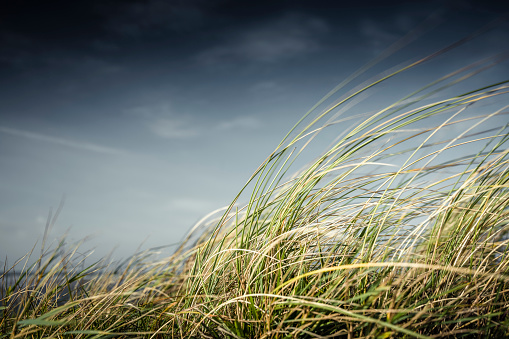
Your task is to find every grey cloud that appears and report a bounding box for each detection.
[149,115,261,139]
[126,103,199,139]
[196,13,329,64]
[0,31,122,76]
[216,116,260,131]
[0,32,37,68]
[359,11,430,55]
[149,117,200,139]
[360,19,401,54]
[102,0,209,38]
[129,102,260,139]
[42,55,123,75]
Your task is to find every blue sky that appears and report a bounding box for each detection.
[1,0,508,265]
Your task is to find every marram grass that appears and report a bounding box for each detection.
[2,38,509,339]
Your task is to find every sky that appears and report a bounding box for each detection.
[1,0,508,266]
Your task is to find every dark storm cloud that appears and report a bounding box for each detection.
[2,0,502,73]
[1,2,100,69]
[2,0,505,135]
[1,0,336,79]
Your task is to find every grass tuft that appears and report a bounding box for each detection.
[2,30,509,338]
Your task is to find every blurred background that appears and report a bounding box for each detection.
[1,0,508,265]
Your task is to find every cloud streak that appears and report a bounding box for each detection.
[0,126,127,155]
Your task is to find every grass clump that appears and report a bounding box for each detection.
[2,33,509,338]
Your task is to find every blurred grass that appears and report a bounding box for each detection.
[2,28,509,339]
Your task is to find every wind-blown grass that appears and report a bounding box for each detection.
[2,32,509,338]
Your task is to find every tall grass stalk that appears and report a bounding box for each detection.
[2,32,509,338]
